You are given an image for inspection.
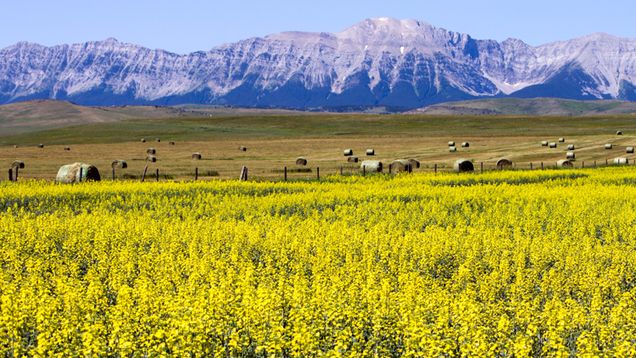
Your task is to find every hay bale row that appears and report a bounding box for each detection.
[391,160,412,173]
[454,159,474,173]
[496,158,513,170]
[361,160,382,173]
[56,163,101,183]
[614,157,629,165]
[111,160,128,169]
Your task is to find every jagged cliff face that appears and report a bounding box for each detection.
[2,18,636,110]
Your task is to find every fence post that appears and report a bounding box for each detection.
[530,163,533,170]
[284,166,287,181]
[434,163,437,173]
[594,160,597,168]
[195,167,198,181]
[141,164,148,182]
[363,165,366,176]
[389,164,392,174]
[340,166,343,175]
[239,166,248,181]
[480,162,484,173]
[606,158,608,166]
[112,167,116,181]
[317,167,320,180]
[582,161,585,168]
[541,162,544,170]
[8,168,13,182]
[156,168,159,182]
[14,167,19,181]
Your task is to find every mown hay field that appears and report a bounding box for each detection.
[1,168,636,356]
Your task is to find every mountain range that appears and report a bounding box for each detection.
[2,18,636,111]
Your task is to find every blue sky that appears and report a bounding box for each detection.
[3,0,635,53]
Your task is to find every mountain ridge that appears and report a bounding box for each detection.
[2,17,636,111]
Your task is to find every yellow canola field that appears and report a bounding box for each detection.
[1,168,636,356]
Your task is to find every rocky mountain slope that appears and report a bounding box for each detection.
[2,18,636,110]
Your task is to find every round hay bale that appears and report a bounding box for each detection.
[567,144,575,150]
[366,149,375,156]
[141,138,146,143]
[448,141,455,147]
[454,159,474,173]
[361,160,382,173]
[556,159,573,168]
[11,160,25,169]
[343,149,353,156]
[37,144,44,148]
[147,155,157,163]
[408,159,420,169]
[111,160,128,169]
[239,146,247,151]
[64,146,71,151]
[192,152,202,160]
[56,163,101,183]
[549,142,557,148]
[347,156,359,163]
[617,130,623,135]
[566,151,576,160]
[614,157,629,165]
[295,157,308,166]
[627,146,635,154]
[605,144,613,150]
[449,146,457,152]
[391,159,412,173]
[461,142,470,148]
[169,141,176,145]
[559,137,565,143]
[541,141,549,147]
[146,148,156,155]
[496,158,513,170]
[155,138,161,142]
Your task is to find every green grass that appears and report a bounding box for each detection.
[3,113,636,146]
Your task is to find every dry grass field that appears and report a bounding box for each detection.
[1,101,636,180]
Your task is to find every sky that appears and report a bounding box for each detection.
[2,0,635,53]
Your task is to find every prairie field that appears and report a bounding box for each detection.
[2,168,636,356]
[2,111,636,180]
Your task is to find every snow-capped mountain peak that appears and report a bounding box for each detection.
[1,17,636,110]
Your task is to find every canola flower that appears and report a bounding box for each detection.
[0,168,636,356]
